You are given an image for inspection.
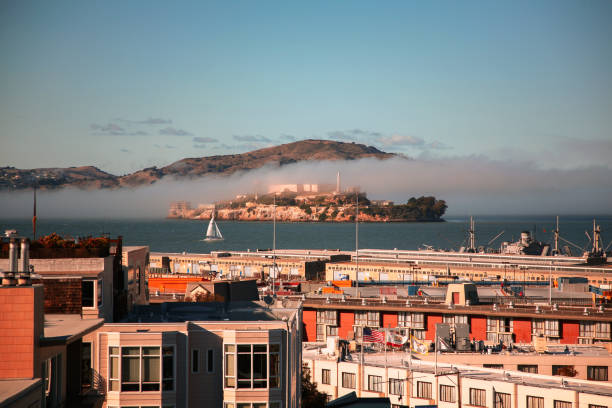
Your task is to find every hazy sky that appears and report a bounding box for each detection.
[1,0,611,176]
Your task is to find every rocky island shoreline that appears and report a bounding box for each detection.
[169,193,447,223]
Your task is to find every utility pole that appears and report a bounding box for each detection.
[273,193,277,297]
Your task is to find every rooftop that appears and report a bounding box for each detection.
[125,300,299,323]
[42,314,104,345]
[303,346,612,397]
[0,379,41,406]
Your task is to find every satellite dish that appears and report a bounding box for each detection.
[263,295,275,305]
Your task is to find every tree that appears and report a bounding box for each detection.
[301,365,327,408]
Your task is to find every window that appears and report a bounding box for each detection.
[580,322,595,338]
[518,364,538,374]
[367,375,382,392]
[398,312,425,329]
[596,322,611,339]
[554,401,572,408]
[487,317,513,343]
[97,277,103,307]
[316,310,337,341]
[439,384,455,402]
[82,280,95,307]
[192,349,200,373]
[224,345,236,387]
[269,344,280,388]
[416,381,432,399]
[109,347,119,391]
[321,369,331,385]
[484,364,503,369]
[109,346,172,392]
[469,388,486,407]
[495,392,511,408]
[341,372,355,389]
[317,310,337,325]
[355,311,380,327]
[207,349,214,373]
[162,346,174,391]
[533,319,559,338]
[589,405,607,408]
[224,344,280,389]
[552,365,576,377]
[442,314,468,329]
[526,396,544,408]
[587,366,608,381]
[389,378,403,396]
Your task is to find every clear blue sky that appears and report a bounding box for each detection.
[1,0,611,174]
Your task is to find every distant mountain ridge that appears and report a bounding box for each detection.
[0,139,396,190]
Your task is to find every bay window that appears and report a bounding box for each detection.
[224,344,281,389]
[109,345,174,393]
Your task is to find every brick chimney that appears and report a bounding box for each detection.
[0,238,43,379]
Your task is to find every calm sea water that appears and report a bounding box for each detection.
[1,216,611,255]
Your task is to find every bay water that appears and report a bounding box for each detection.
[1,216,611,255]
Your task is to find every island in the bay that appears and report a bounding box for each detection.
[169,180,446,222]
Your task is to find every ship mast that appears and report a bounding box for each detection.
[468,216,476,252]
[553,216,560,256]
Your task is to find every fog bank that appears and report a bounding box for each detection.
[1,156,611,218]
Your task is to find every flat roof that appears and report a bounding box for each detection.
[42,315,104,345]
[0,379,41,406]
[303,346,612,396]
[125,300,299,323]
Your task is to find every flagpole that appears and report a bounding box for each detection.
[384,328,388,369]
[408,330,412,370]
[434,333,438,376]
[360,335,364,397]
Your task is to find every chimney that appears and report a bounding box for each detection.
[18,238,31,286]
[9,238,18,273]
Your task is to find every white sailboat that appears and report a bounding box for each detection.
[204,212,223,241]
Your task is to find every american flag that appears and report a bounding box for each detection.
[363,327,384,343]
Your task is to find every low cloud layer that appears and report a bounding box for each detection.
[1,155,610,218]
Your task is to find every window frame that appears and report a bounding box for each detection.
[341,372,356,389]
[416,381,432,399]
[469,387,487,407]
[439,384,455,403]
[191,348,200,374]
[367,375,382,392]
[587,365,608,381]
[321,368,331,385]
[223,343,280,390]
[388,378,403,396]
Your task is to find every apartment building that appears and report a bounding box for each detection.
[303,348,612,408]
[82,299,302,408]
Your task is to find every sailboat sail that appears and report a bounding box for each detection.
[205,213,223,241]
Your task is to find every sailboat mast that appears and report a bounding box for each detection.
[32,187,37,240]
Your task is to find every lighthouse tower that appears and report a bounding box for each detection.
[336,171,341,193]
